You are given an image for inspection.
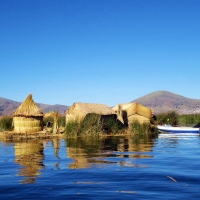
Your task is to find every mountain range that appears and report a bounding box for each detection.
[1,90,200,116]
[0,97,69,116]
[132,90,200,115]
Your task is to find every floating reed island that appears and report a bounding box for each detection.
[0,94,158,140]
[0,94,64,140]
[64,102,157,137]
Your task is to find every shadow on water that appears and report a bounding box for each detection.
[65,135,155,169]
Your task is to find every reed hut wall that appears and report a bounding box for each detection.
[128,114,150,124]
[13,116,43,133]
[13,94,44,133]
[126,103,152,119]
[112,102,152,125]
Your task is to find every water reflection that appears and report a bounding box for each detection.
[66,135,154,169]
[52,138,60,170]
[14,140,44,184]
[6,135,155,183]
[2,134,200,198]
[158,134,200,148]
[52,138,60,159]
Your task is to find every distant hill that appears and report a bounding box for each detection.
[132,90,200,115]
[0,97,69,116]
[1,90,200,116]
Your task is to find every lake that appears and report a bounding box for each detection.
[0,134,200,199]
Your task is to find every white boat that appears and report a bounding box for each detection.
[157,125,200,134]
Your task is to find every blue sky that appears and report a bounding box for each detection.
[0,0,200,106]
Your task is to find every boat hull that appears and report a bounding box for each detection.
[157,125,200,134]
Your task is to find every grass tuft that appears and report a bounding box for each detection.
[0,117,13,132]
[129,120,158,137]
[156,111,179,126]
[156,111,200,127]
[65,120,80,137]
[64,113,126,137]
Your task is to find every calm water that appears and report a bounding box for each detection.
[1,134,200,199]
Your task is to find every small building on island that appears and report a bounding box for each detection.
[66,102,116,124]
[13,94,44,133]
[112,102,152,126]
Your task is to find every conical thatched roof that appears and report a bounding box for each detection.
[13,94,43,117]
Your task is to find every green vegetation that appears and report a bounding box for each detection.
[64,113,158,138]
[77,114,101,136]
[156,111,179,126]
[64,113,126,137]
[65,120,80,137]
[156,111,200,127]
[178,114,200,126]
[0,113,159,138]
[129,120,158,137]
[43,115,66,130]
[0,117,13,132]
[43,116,54,126]
[58,116,66,127]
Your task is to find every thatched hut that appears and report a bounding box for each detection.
[13,94,43,133]
[112,102,152,125]
[66,102,116,124]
